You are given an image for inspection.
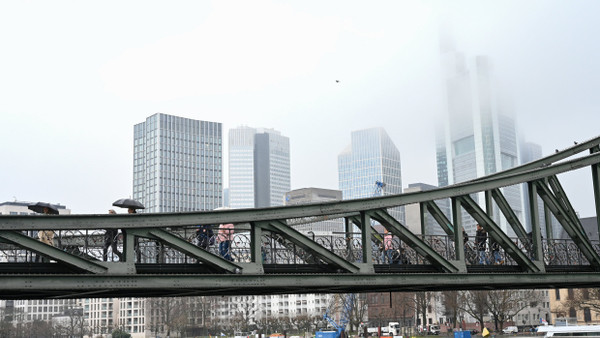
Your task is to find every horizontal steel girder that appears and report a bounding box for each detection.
[2,272,600,299]
[1,151,599,231]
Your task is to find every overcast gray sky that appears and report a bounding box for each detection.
[1,1,599,216]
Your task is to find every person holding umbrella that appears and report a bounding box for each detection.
[112,198,144,213]
[27,202,59,262]
[103,210,123,261]
[112,199,144,262]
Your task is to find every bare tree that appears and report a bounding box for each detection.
[294,314,321,337]
[486,290,542,332]
[442,291,463,329]
[564,288,600,313]
[329,293,368,332]
[407,292,432,331]
[460,291,489,329]
[15,320,54,338]
[147,297,190,337]
[232,296,257,332]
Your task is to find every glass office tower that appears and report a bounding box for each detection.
[228,126,290,208]
[338,127,404,223]
[133,113,222,213]
[436,36,523,235]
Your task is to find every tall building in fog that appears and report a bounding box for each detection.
[520,141,543,231]
[338,127,404,223]
[133,113,223,213]
[436,35,522,235]
[228,126,290,208]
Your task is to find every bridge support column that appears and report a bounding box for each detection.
[452,198,467,273]
[360,212,375,273]
[528,182,545,268]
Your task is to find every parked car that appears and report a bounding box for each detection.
[429,325,441,335]
[503,326,518,334]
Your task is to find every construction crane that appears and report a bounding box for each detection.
[316,310,346,338]
[374,180,386,196]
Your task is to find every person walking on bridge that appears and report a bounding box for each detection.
[475,224,488,265]
[218,223,234,261]
[103,209,123,261]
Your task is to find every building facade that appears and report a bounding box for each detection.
[436,37,523,236]
[284,188,344,236]
[403,183,440,236]
[133,113,223,213]
[338,127,404,224]
[130,113,223,337]
[228,126,290,209]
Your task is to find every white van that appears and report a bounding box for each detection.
[502,326,518,334]
[234,332,251,338]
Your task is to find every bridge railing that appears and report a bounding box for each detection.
[0,226,598,270]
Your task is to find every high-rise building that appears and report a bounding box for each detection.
[520,141,544,232]
[130,113,223,337]
[228,126,290,208]
[436,36,523,236]
[338,127,404,223]
[284,188,344,236]
[133,113,223,213]
[403,183,440,235]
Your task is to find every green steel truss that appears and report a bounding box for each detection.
[1,136,600,299]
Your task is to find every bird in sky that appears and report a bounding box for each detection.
[335,80,340,83]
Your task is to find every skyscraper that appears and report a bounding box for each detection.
[133,113,223,213]
[338,127,404,223]
[436,36,523,235]
[520,141,543,231]
[130,113,223,337]
[228,126,290,208]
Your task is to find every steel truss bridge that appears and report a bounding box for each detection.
[2,137,600,299]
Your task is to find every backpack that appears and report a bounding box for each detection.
[197,225,215,246]
[207,227,215,245]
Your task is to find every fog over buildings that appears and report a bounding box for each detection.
[1,2,599,216]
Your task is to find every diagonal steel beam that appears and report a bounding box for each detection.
[592,146,600,240]
[264,220,360,273]
[457,195,541,272]
[528,182,545,262]
[547,175,588,239]
[490,188,529,241]
[423,200,454,236]
[347,215,384,245]
[534,181,600,269]
[370,209,459,273]
[0,231,107,274]
[2,151,600,232]
[469,135,600,182]
[146,229,241,273]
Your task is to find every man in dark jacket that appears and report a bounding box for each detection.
[196,224,214,250]
[475,224,488,264]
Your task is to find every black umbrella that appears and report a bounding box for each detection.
[28,202,59,215]
[112,198,145,210]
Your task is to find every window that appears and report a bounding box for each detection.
[555,289,561,300]
[584,308,592,323]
